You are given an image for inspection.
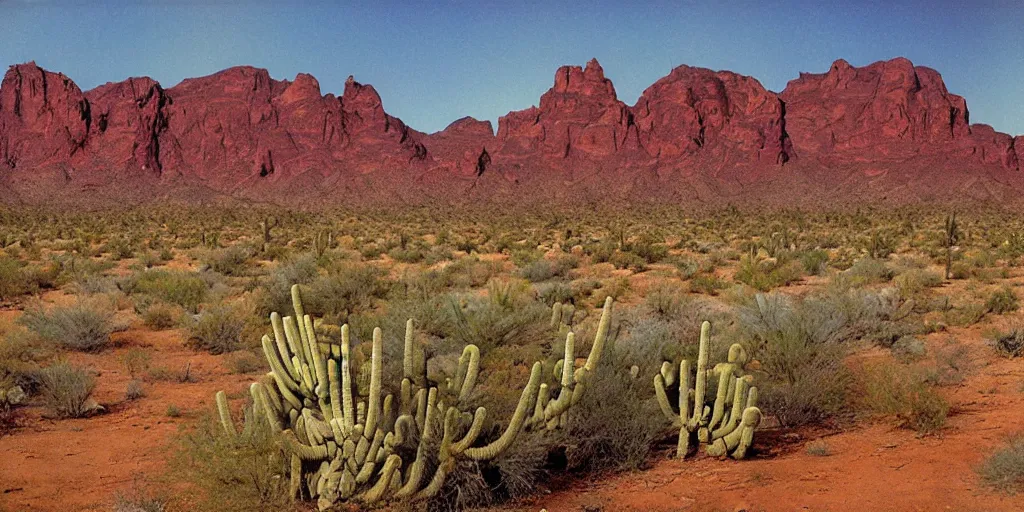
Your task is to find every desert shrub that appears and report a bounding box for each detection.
[893,269,943,297]
[644,283,687,319]
[978,437,1024,494]
[0,256,30,300]
[439,257,502,289]
[125,270,208,312]
[516,253,578,282]
[256,253,321,316]
[141,302,180,330]
[738,293,853,427]
[990,327,1024,358]
[672,256,700,279]
[205,245,253,276]
[125,379,145,400]
[735,251,804,291]
[689,272,727,295]
[170,411,289,512]
[924,338,969,386]
[449,283,548,351]
[891,335,927,362]
[112,487,168,512]
[225,351,266,374]
[609,250,647,272]
[839,258,894,287]
[387,245,426,263]
[38,361,98,418]
[986,286,1019,315]
[805,440,832,456]
[303,263,389,320]
[857,361,948,434]
[19,301,117,352]
[105,236,136,260]
[138,251,164,269]
[535,281,575,306]
[166,404,182,417]
[800,249,830,275]
[119,347,152,378]
[623,233,668,264]
[185,305,248,354]
[550,363,665,472]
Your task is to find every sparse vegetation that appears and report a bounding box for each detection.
[19,300,118,352]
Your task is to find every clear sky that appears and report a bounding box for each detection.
[1,1,1022,135]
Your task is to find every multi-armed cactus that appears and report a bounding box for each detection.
[215,286,613,509]
[653,321,762,459]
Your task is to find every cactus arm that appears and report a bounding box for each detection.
[283,429,330,461]
[531,383,550,427]
[708,363,735,429]
[305,315,328,391]
[289,454,303,500]
[341,324,355,429]
[689,321,711,428]
[712,377,747,441]
[262,335,301,393]
[359,454,402,504]
[458,345,481,401]
[403,319,415,380]
[584,297,613,372]
[271,312,300,380]
[215,390,237,438]
[679,360,692,422]
[729,407,761,460]
[449,407,487,454]
[365,327,383,435]
[464,362,541,460]
[284,316,316,392]
[653,374,680,426]
[290,284,308,344]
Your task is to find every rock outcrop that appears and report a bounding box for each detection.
[0,57,1020,205]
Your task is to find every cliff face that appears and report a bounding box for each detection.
[779,58,1018,170]
[0,57,1020,206]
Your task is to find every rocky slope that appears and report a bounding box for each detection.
[0,57,1020,206]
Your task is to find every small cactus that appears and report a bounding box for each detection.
[653,321,761,459]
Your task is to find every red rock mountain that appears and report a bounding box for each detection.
[0,57,1020,206]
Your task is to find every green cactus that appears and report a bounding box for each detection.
[213,284,614,509]
[654,320,761,459]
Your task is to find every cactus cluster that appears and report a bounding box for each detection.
[653,321,761,459]
[215,285,613,509]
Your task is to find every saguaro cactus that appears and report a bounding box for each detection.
[215,286,614,509]
[653,321,761,459]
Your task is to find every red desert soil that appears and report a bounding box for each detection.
[2,298,1023,511]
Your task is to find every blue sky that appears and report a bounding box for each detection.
[1,1,1022,134]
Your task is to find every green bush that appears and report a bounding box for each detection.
[858,361,948,434]
[303,263,390,319]
[800,249,830,276]
[141,302,181,330]
[185,305,248,354]
[978,437,1024,494]
[0,256,30,300]
[19,301,117,352]
[38,361,98,418]
[125,270,208,312]
[205,245,253,276]
[986,286,1019,315]
[170,411,290,512]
